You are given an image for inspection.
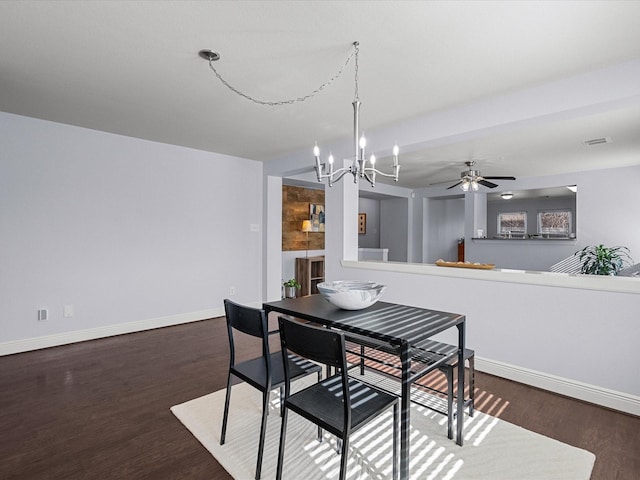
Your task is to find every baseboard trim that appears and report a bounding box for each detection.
[476,357,640,417]
[4,313,638,417]
[0,308,226,356]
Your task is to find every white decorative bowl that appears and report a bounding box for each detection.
[316,280,387,310]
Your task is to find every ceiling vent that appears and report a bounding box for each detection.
[583,136,612,147]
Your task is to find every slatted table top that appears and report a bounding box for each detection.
[264,294,465,348]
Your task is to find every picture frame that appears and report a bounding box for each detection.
[310,204,325,232]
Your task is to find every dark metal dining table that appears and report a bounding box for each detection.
[263,294,466,480]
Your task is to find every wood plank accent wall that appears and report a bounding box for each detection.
[282,185,325,251]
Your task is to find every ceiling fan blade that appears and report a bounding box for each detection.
[483,176,516,180]
[446,181,462,190]
[478,179,499,188]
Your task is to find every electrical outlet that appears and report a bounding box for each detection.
[64,305,74,318]
[38,309,48,321]
[229,286,236,296]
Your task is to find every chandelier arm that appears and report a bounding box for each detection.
[365,168,399,179]
[204,46,357,106]
[363,171,376,187]
[316,165,352,181]
[328,168,354,187]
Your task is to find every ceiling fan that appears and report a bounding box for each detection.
[446,161,516,191]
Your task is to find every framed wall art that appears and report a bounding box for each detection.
[310,204,325,232]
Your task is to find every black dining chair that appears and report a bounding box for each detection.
[412,342,475,440]
[221,299,322,480]
[276,316,398,480]
[347,336,475,440]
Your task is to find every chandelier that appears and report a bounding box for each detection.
[199,42,399,188]
[314,42,399,188]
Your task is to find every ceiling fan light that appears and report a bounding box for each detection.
[460,180,470,192]
[471,181,479,191]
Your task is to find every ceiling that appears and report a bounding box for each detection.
[486,186,575,202]
[2,1,640,189]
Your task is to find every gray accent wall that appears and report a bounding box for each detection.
[486,194,576,238]
[358,196,409,262]
[380,197,409,262]
[357,197,381,248]
[424,197,465,263]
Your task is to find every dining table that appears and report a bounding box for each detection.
[263,294,466,480]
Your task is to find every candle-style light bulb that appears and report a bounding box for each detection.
[328,153,334,165]
[369,155,377,187]
[393,144,399,166]
[314,143,323,182]
[359,134,366,149]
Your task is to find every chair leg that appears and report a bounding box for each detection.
[220,372,233,444]
[468,355,475,417]
[446,366,454,440]
[255,390,269,480]
[275,407,289,480]
[392,403,398,480]
[359,344,365,375]
[279,386,284,416]
[316,370,323,441]
[339,436,349,480]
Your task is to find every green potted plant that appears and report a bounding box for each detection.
[283,279,301,298]
[574,244,633,275]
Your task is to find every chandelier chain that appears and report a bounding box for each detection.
[205,45,358,107]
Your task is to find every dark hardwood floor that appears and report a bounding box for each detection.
[1,317,638,479]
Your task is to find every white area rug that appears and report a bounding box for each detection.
[171,377,595,480]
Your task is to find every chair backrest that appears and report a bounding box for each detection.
[278,316,351,431]
[224,299,268,339]
[277,316,345,370]
[223,299,270,364]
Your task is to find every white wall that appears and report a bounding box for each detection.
[333,261,640,414]
[0,112,263,351]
